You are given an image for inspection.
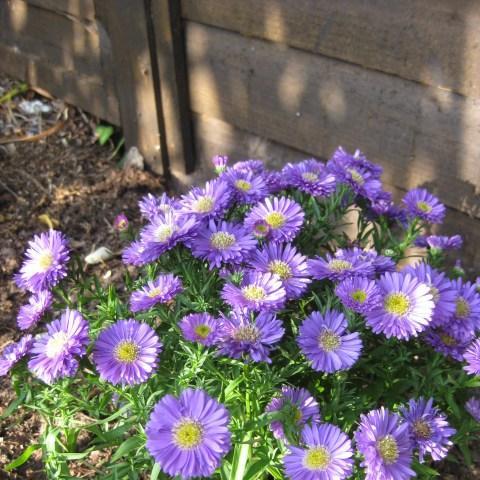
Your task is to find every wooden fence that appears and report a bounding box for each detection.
[1,0,480,266]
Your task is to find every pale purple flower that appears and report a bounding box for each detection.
[415,235,463,251]
[297,310,362,373]
[179,179,232,219]
[138,193,177,221]
[365,272,434,340]
[465,397,480,422]
[424,328,471,361]
[223,167,268,204]
[28,309,89,384]
[335,277,382,314]
[129,274,183,312]
[282,159,336,197]
[16,230,70,293]
[212,154,228,174]
[247,243,311,300]
[221,272,286,312]
[244,196,304,242]
[450,278,480,340]
[17,290,53,330]
[464,338,480,375]
[113,213,129,231]
[402,188,446,224]
[217,309,284,363]
[265,386,321,441]
[0,335,33,376]
[179,313,221,346]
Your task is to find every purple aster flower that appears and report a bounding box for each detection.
[16,230,70,293]
[188,219,257,269]
[232,159,265,174]
[222,167,268,204]
[17,290,53,330]
[365,272,434,340]
[134,210,198,264]
[424,328,471,361]
[212,154,228,174]
[402,188,446,224]
[400,397,455,463]
[179,179,232,219]
[121,240,149,266]
[244,196,304,242]
[357,249,396,276]
[307,248,374,282]
[28,309,89,384]
[129,274,183,312]
[221,272,286,312]
[415,234,463,251]
[146,388,231,479]
[179,313,220,346]
[402,263,456,327]
[113,213,129,231]
[93,319,161,385]
[355,407,415,480]
[263,170,288,194]
[138,193,177,222]
[247,243,311,300]
[265,386,321,441]
[217,309,284,363]
[464,338,480,375]
[335,277,382,314]
[282,159,337,197]
[0,335,33,376]
[450,279,480,339]
[297,310,362,373]
[283,423,354,480]
[465,397,480,422]
[327,147,383,200]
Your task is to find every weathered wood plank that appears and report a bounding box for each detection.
[151,0,196,175]
[0,43,120,123]
[95,1,163,170]
[186,22,480,218]
[25,0,96,19]
[182,0,480,99]
[193,113,480,270]
[1,0,102,77]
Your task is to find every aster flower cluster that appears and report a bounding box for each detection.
[3,148,480,479]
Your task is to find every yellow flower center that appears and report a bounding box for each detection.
[234,179,252,192]
[384,292,410,316]
[265,211,286,229]
[173,420,203,449]
[329,259,353,272]
[440,333,457,346]
[155,225,174,242]
[194,324,211,339]
[413,420,432,439]
[194,196,214,213]
[38,251,54,271]
[301,172,319,183]
[114,341,139,363]
[46,331,70,358]
[210,232,236,250]
[377,435,399,464]
[233,325,260,342]
[455,298,470,318]
[148,287,163,298]
[416,201,432,213]
[268,260,292,279]
[304,446,331,471]
[242,285,266,301]
[351,289,367,303]
[318,330,341,352]
[347,168,364,185]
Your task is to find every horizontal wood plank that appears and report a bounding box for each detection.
[182,0,480,99]
[25,0,96,19]
[186,22,480,218]
[0,43,120,123]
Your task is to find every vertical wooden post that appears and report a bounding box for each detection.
[150,0,196,176]
[94,0,164,173]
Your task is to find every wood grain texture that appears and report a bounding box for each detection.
[186,22,480,218]
[25,0,96,19]
[0,42,120,123]
[192,113,480,269]
[95,0,163,169]
[151,0,196,175]
[182,0,480,99]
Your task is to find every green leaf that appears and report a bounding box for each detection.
[150,463,161,480]
[243,458,270,480]
[110,436,144,463]
[95,125,114,145]
[0,390,26,419]
[5,444,40,471]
